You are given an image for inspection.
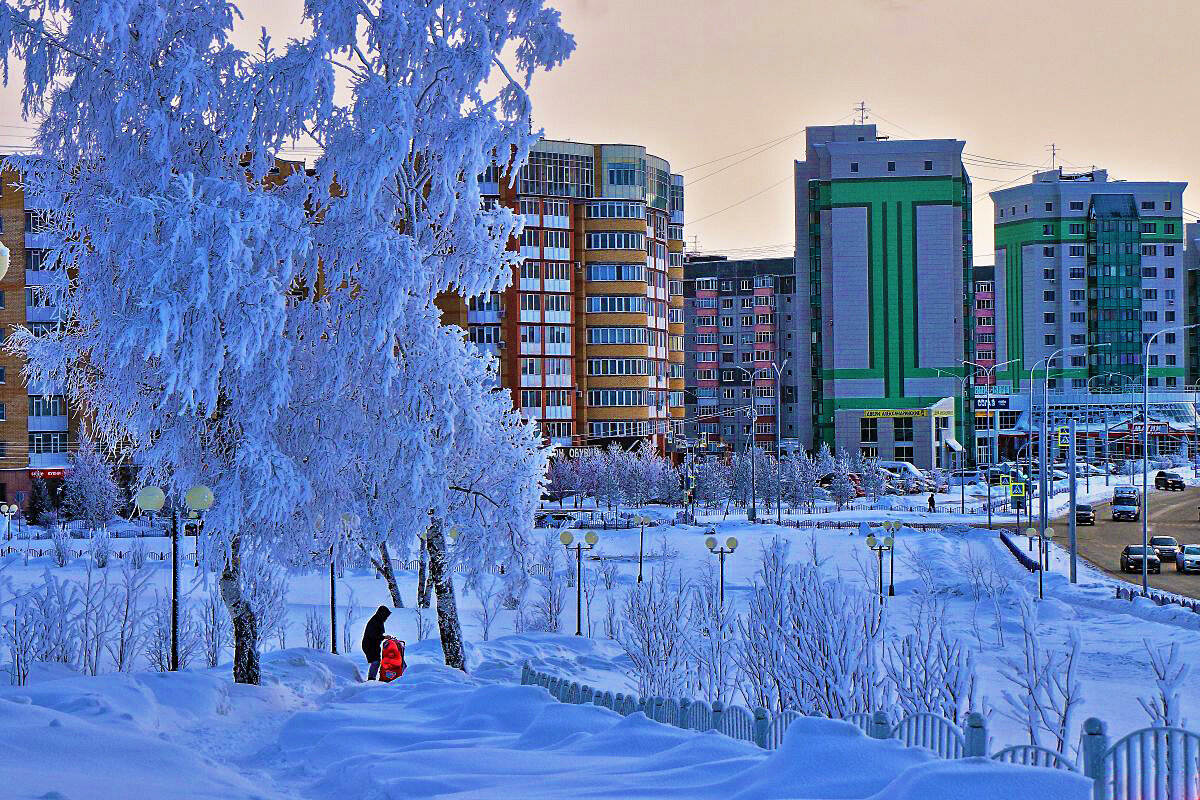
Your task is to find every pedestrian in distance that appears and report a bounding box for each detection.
[928,493,936,513]
[362,605,392,681]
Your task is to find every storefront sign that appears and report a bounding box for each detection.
[29,469,65,479]
[973,397,1011,410]
[863,409,930,419]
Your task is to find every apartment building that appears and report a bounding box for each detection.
[1186,222,1200,386]
[682,255,799,456]
[474,140,685,452]
[0,165,76,501]
[793,124,973,470]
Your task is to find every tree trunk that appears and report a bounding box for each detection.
[376,542,404,608]
[219,533,260,685]
[417,538,431,608]
[425,519,465,671]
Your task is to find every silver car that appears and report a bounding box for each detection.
[1176,545,1200,574]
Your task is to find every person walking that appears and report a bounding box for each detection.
[927,492,936,513]
[362,605,391,681]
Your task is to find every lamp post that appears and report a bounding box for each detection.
[0,503,14,541]
[636,516,649,584]
[560,531,598,636]
[1087,372,1131,490]
[1025,525,1052,600]
[933,367,972,515]
[1141,323,1200,594]
[766,358,790,525]
[705,534,738,605]
[136,484,214,671]
[964,358,1017,530]
[866,527,895,600]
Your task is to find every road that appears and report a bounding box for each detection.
[1054,485,1200,597]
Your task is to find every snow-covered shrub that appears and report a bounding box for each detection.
[91,529,112,568]
[998,594,1084,754]
[61,434,120,532]
[144,591,200,672]
[883,595,977,725]
[107,558,151,672]
[470,572,504,642]
[29,571,82,667]
[242,551,290,652]
[304,609,329,651]
[529,536,566,633]
[200,585,232,669]
[618,564,693,698]
[26,478,55,528]
[413,605,432,642]
[861,459,888,501]
[689,565,739,704]
[50,524,73,568]
[129,540,147,571]
[77,560,115,676]
[1138,640,1188,727]
[2,593,38,685]
[341,585,357,656]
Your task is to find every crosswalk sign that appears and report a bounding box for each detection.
[1057,425,1069,447]
[1010,482,1025,497]
[1000,474,1011,486]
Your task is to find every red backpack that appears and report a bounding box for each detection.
[379,637,407,682]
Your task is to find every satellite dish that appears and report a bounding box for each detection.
[0,241,9,281]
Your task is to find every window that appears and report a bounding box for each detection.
[887,161,896,172]
[24,210,50,233]
[1165,246,1175,257]
[861,417,879,444]
[1142,288,1157,300]
[1070,334,1085,345]
[587,358,648,376]
[923,160,933,171]
[894,417,913,442]
[1165,201,1173,211]
[1043,290,1055,301]
[1043,246,1055,257]
[1043,224,1053,236]
[29,432,68,454]
[1043,268,1055,280]
[1045,202,1053,212]
[1069,312,1085,323]
[586,262,644,282]
[586,201,644,219]
[1142,245,1158,256]
[1140,222,1158,234]
[1069,201,1084,211]
[1141,200,1156,210]
[29,395,67,416]
[520,389,541,408]
[585,295,646,313]
[1044,334,1056,345]
[740,297,753,309]
[741,315,753,326]
[850,161,859,173]
[1165,267,1175,278]
[1069,246,1085,257]
[1043,312,1055,323]
[585,231,644,250]
[1069,290,1084,301]
[1165,223,1176,235]
[1069,223,1084,235]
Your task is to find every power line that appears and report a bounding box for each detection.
[684,130,803,187]
[688,175,792,226]
[676,129,803,173]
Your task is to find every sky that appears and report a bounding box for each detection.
[3,0,1198,264]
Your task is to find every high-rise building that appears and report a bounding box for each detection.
[475,140,685,453]
[682,255,799,456]
[793,124,973,469]
[979,169,1196,464]
[991,169,1187,391]
[1185,222,1200,387]
[0,165,77,501]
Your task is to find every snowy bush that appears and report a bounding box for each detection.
[529,536,566,633]
[77,560,115,677]
[689,565,739,704]
[50,524,73,568]
[90,529,112,568]
[200,585,232,669]
[470,572,504,642]
[883,595,978,725]
[304,609,329,651]
[106,558,151,673]
[129,540,147,571]
[2,594,38,685]
[618,564,693,698]
[61,435,120,532]
[242,552,290,651]
[144,591,200,672]
[1138,640,1188,728]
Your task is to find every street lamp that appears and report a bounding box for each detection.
[965,358,1017,530]
[866,526,895,600]
[136,484,214,671]
[560,531,598,636]
[705,534,738,604]
[0,503,15,541]
[1141,323,1200,594]
[1087,372,1134,489]
[933,367,972,515]
[1025,525,1053,599]
[636,516,650,584]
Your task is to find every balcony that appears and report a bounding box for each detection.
[28,413,68,432]
[29,452,69,469]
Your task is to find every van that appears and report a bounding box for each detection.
[1112,486,1141,521]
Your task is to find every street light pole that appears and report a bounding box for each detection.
[705,534,738,605]
[964,358,1017,530]
[933,367,971,515]
[1141,323,1200,594]
[560,531,598,636]
[866,527,895,600]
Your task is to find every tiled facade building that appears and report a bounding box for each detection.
[0,165,76,501]
[682,255,799,456]
[475,140,685,452]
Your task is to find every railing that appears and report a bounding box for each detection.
[522,663,1200,798]
[1000,529,1041,572]
[1114,585,1200,614]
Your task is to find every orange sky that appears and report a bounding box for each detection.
[3,0,1198,264]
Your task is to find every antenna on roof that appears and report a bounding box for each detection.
[855,101,870,125]
[1047,143,1058,170]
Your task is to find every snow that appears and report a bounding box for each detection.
[0,647,1090,799]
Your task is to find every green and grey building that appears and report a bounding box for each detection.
[793,124,974,469]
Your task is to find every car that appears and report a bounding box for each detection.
[1120,545,1161,574]
[1176,545,1200,573]
[1075,503,1095,525]
[1150,535,1180,561]
[1155,471,1186,491]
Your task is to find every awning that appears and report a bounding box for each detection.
[943,436,964,452]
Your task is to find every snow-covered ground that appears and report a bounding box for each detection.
[0,645,1090,799]
[4,474,1200,796]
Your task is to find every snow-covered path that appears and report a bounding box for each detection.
[0,648,1089,800]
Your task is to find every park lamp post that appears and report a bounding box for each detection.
[1026,525,1053,600]
[560,531,598,636]
[866,527,895,600]
[705,534,738,605]
[932,368,971,516]
[636,515,650,584]
[0,502,15,540]
[135,484,214,671]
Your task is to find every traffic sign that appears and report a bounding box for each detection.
[1000,474,1011,486]
[1010,482,1025,497]
[1056,425,1069,447]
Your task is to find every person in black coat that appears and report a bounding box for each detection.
[362,605,391,680]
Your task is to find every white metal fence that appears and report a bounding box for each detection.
[522,662,1200,799]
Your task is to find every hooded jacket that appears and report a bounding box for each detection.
[361,605,391,662]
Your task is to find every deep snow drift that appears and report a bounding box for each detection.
[0,646,1089,799]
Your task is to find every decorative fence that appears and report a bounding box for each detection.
[999,529,1041,572]
[520,663,1200,800]
[778,519,945,533]
[1114,585,1200,614]
[0,545,179,562]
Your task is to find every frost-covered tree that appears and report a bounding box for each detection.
[793,451,822,513]
[26,477,54,527]
[829,453,857,510]
[1138,640,1188,728]
[861,459,888,501]
[694,458,730,510]
[0,0,572,683]
[816,442,837,476]
[61,433,121,532]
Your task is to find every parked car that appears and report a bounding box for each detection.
[1155,471,1186,491]
[1120,545,1161,574]
[1150,535,1180,561]
[949,469,983,485]
[1176,545,1200,573]
[1075,504,1095,525]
